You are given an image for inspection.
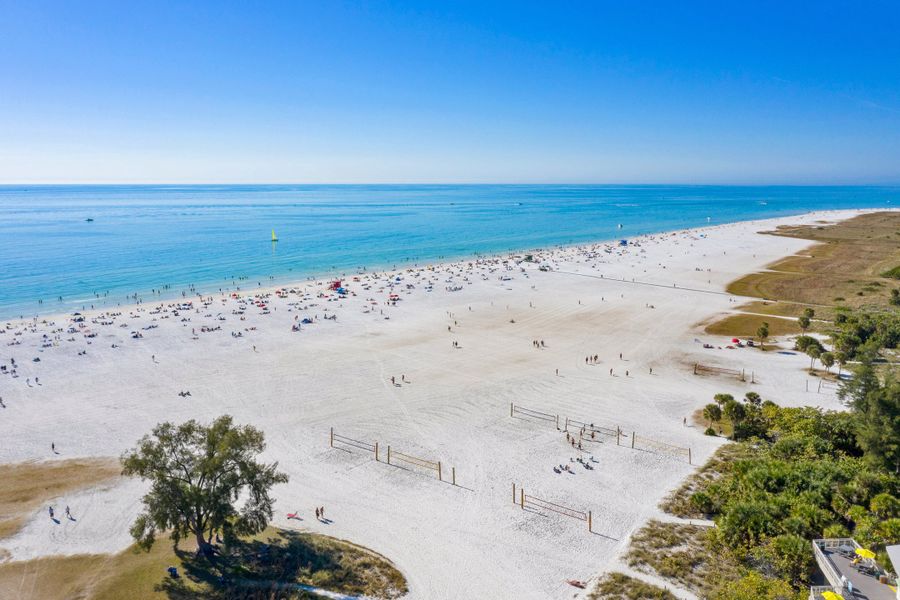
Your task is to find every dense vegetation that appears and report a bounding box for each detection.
[683,308,900,597]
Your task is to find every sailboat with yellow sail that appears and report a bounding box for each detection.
[271,229,278,242]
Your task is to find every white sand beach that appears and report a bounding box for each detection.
[0,210,869,598]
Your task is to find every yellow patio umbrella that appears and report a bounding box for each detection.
[821,592,844,600]
[855,547,876,560]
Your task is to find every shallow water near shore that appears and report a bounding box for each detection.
[1,184,896,319]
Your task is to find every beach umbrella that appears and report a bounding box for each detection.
[821,592,844,600]
[731,338,740,343]
[855,547,876,560]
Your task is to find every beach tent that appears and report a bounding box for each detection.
[618,239,628,246]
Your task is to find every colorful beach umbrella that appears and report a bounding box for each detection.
[821,592,844,600]
[855,547,876,559]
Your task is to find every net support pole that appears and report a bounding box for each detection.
[330,427,333,448]
[588,511,592,533]
[693,363,698,375]
[438,461,442,482]
[512,483,516,504]
[564,417,569,432]
[387,445,391,465]
[556,414,560,429]
[688,448,692,465]
[616,428,620,446]
[452,467,456,486]
[510,402,513,417]
[520,489,524,509]
[375,441,379,462]
[631,432,635,449]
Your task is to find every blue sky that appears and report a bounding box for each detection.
[1,1,898,184]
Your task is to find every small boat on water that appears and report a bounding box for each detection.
[85,218,94,222]
[271,229,278,242]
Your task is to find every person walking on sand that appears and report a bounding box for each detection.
[315,507,320,520]
[48,506,54,519]
[65,506,71,519]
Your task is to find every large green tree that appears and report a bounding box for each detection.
[121,415,288,557]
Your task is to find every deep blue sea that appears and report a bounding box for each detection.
[1,185,897,319]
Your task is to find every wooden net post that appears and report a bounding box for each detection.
[512,483,516,504]
[751,371,755,384]
[588,511,592,533]
[520,489,524,509]
[330,427,333,448]
[693,363,698,375]
[510,402,513,417]
[741,368,745,382]
[688,448,692,465]
[616,428,621,446]
[438,461,442,482]
[555,414,560,429]
[631,432,635,449]
[375,441,379,462]
[564,417,569,432]
[387,445,391,465]
[452,467,456,486]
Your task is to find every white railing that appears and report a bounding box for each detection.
[812,538,859,588]
[809,584,839,600]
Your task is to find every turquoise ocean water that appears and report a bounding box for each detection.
[0,185,897,319]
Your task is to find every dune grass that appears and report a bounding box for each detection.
[706,211,900,337]
[0,458,121,542]
[0,526,407,600]
[625,520,739,597]
[703,313,800,338]
[588,572,677,600]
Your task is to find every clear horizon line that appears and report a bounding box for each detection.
[1,181,900,187]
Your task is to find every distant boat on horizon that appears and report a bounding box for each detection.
[271,229,278,242]
[85,218,94,222]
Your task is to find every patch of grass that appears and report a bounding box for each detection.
[0,458,121,541]
[625,520,740,597]
[707,211,900,336]
[660,444,755,518]
[588,572,677,600]
[703,314,799,338]
[881,265,900,279]
[0,527,407,600]
[691,408,732,439]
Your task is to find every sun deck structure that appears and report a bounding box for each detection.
[809,539,898,600]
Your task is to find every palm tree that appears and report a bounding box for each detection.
[798,315,810,333]
[703,403,722,427]
[757,322,770,350]
[807,346,822,373]
[835,350,847,377]
[820,351,835,373]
